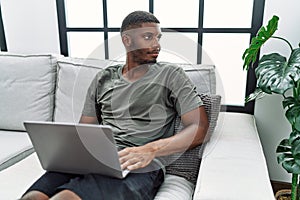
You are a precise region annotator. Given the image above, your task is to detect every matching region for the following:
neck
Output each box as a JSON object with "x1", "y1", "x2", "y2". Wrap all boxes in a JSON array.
[
  {"x1": 125, "y1": 54, "x2": 140, "y2": 71},
  {"x1": 122, "y1": 55, "x2": 150, "y2": 82}
]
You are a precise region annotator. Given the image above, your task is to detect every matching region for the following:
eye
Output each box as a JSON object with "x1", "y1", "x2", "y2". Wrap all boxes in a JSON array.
[{"x1": 143, "y1": 34, "x2": 153, "y2": 40}]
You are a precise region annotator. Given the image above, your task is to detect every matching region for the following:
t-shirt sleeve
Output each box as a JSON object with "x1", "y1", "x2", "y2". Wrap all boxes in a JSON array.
[
  {"x1": 169, "y1": 67, "x2": 203, "y2": 116},
  {"x1": 81, "y1": 75, "x2": 98, "y2": 117}
]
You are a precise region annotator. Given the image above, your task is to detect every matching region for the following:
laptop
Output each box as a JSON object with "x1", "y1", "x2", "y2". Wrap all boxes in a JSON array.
[{"x1": 23, "y1": 121, "x2": 130, "y2": 179}]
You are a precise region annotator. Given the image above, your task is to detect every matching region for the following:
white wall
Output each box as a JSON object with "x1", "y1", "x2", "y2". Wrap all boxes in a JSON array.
[
  {"x1": 0, "y1": 0, "x2": 60, "y2": 54},
  {"x1": 255, "y1": 0, "x2": 300, "y2": 182}
]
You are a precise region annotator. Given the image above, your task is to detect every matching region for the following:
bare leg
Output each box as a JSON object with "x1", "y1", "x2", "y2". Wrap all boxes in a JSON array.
[
  {"x1": 50, "y1": 190, "x2": 81, "y2": 200},
  {"x1": 20, "y1": 190, "x2": 49, "y2": 200}
]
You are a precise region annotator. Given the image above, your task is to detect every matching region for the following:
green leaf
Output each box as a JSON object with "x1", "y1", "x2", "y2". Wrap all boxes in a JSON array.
[
  {"x1": 255, "y1": 49, "x2": 300, "y2": 95},
  {"x1": 283, "y1": 78, "x2": 300, "y2": 131},
  {"x1": 282, "y1": 160, "x2": 300, "y2": 174},
  {"x1": 296, "y1": 80, "x2": 300, "y2": 102},
  {"x1": 289, "y1": 129, "x2": 300, "y2": 145},
  {"x1": 282, "y1": 96, "x2": 296, "y2": 109},
  {"x1": 282, "y1": 79, "x2": 300, "y2": 131},
  {"x1": 293, "y1": 118, "x2": 300, "y2": 132},
  {"x1": 277, "y1": 138, "x2": 300, "y2": 174},
  {"x1": 277, "y1": 153, "x2": 293, "y2": 164},
  {"x1": 291, "y1": 139, "x2": 300, "y2": 166},
  {"x1": 290, "y1": 48, "x2": 300, "y2": 69},
  {"x1": 277, "y1": 139, "x2": 291, "y2": 153},
  {"x1": 286, "y1": 103, "x2": 300, "y2": 131},
  {"x1": 295, "y1": 79, "x2": 300, "y2": 98},
  {"x1": 242, "y1": 15, "x2": 279, "y2": 70},
  {"x1": 245, "y1": 88, "x2": 266, "y2": 103}
]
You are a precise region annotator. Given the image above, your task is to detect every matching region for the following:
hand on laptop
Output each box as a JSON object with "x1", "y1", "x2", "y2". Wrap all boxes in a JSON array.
[{"x1": 118, "y1": 145, "x2": 155, "y2": 171}]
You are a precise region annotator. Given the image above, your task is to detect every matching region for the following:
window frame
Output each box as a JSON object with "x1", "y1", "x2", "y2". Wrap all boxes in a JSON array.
[
  {"x1": 0, "y1": 3, "x2": 7, "y2": 51},
  {"x1": 56, "y1": 0, "x2": 265, "y2": 114}
]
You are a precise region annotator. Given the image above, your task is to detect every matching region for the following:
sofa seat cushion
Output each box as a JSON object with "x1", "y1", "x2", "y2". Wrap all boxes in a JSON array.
[
  {"x1": 0, "y1": 130, "x2": 33, "y2": 171},
  {"x1": 0, "y1": 153, "x2": 194, "y2": 200},
  {"x1": 193, "y1": 112, "x2": 274, "y2": 199},
  {"x1": 0, "y1": 153, "x2": 44, "y2": 199},
  {"x1": 0, "y1": 53, "x2": 58, "y2": 131},
  {"x1": 0, "y1": 113, "x2": 274, "y2": 199}
]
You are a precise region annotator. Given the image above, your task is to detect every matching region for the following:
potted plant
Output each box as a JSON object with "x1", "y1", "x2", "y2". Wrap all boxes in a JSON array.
[{"x1": 242, "y1": 15, "x2": 300, "y2": 200}]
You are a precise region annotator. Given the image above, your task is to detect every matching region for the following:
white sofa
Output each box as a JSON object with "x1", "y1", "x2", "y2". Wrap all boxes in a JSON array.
[{"x1": 0, "y1": 53, "x2": 275, "y2": 199}]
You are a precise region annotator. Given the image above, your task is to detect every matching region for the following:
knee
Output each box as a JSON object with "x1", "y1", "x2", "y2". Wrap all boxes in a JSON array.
[
  {"x1": 20, "y1": 190, "x2": 49, "y2": 200},
  {"x1": 50, "y1": 190, "x2": 81, "y2": 200}
]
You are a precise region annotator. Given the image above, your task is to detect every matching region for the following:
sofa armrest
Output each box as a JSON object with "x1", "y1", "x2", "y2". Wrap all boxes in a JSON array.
[
  {"x1": 193, "y1": 112, "x2": 274, "y2": 200},
  {"x1": 0, "y1": 153, "x2": 45, "y2": 199}
]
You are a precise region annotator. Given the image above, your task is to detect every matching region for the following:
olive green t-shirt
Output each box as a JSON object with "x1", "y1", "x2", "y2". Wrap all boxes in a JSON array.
[{"x1": 82, "y1": 63, "x2": 203, "y2": 149}]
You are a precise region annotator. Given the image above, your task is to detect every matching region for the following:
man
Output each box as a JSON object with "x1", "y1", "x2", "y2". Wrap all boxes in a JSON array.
[{"x1": 21, "y1": 11, "x2": 208, "y2": 200}]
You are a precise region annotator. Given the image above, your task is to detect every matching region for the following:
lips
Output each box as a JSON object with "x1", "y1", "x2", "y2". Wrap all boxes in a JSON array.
[
  {"x1": 150, "y1": 53, "x2": 159, "y2": 58},
  {"x1": 147, "y1": 50, "x2": 160, "y2": 57}
]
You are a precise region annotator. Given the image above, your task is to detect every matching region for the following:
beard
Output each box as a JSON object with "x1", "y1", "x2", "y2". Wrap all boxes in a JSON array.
[{"x1": 130, "y1": 48, "x2": 158, "y2": 65}]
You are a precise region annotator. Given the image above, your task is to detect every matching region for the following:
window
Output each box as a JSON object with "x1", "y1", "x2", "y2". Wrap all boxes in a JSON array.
[
  {"x1": 0, "y1": 3, "x2": 7, "y2": 51},
  {"x1": 56, "y1": 0, "x2": 265, "y2": 114}
]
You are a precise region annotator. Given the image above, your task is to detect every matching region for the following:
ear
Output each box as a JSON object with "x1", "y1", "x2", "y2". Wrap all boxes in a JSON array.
[{"x1": 122, "y1": 34, "x2": 132, "y2": 47}]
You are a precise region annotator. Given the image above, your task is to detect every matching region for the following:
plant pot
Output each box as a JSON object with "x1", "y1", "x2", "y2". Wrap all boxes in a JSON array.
[{"x1": 275, "y1": 189, "x2": 291, "y2": 200}]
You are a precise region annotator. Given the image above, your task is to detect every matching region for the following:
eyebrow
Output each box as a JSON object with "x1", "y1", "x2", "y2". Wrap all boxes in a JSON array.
[{"x1": 143, "y1": 32, "x2": 162, "y2": 37}]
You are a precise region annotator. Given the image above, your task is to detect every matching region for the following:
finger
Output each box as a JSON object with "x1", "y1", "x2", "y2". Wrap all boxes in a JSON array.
[
  {"x1": 119, "y1": 154, "x2": 133, "y2": 164},
  {"x1": 127, "y1": 161, "x2": 143, "y2": 170},
  {"x1": 119, "y1": 150, "x2": 138, "y2": 164},
  {"x1": 121, "y1": 157, "x2": 140, "y2": 170},
  {"x1": 118, "y1": 148, "x2": 130, "y2": 157}
]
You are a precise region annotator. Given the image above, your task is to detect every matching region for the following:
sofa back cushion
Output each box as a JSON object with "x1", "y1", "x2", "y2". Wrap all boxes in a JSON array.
[
  {"x1": 0, "y1": 53, "x2": 58, "y2": 131},
  {"x1": 54, "y1": 57, "x2": 119, "y2": 122},
  {"x1": 54, "y1": 59, "x2": 216, "y2": 123},
  {"x1": 172, "y1": 63, "x2": 216, "y2": 94}
]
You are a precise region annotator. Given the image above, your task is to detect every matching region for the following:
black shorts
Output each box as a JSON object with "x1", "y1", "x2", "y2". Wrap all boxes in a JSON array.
[{"x1": 23, "y1": 166, "x2": 164, "y2": 200}]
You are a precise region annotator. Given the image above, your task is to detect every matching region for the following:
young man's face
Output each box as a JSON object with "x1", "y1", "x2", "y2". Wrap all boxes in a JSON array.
[{"x1": 124, "y1": 23, "x2": 162, "y2": 65}]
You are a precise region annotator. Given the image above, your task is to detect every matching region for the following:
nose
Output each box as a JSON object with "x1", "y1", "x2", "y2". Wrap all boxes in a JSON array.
[{"x1": 152, "y1": 37, "x2": 160, "y2": 50}]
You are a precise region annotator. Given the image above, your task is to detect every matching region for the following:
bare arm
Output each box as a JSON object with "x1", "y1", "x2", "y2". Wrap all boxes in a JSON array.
[
  {"x1": 119, "y1": 106, "x2": 208, "y2": 170},
  {"x1": 79, "y1": 115, "x2": 99, "y2": 124}
]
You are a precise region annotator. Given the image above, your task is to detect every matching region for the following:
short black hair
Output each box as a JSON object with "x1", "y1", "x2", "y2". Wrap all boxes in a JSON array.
[{"x1": 120, "y1": 11, "x2": 160, "y2": 34}]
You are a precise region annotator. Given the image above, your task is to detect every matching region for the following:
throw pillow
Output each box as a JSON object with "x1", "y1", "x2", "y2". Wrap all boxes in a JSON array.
[{"x1": 163, "y1": 93, "x2": 221, "y2": 184}]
